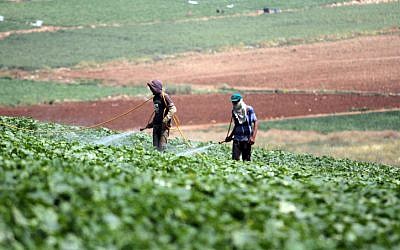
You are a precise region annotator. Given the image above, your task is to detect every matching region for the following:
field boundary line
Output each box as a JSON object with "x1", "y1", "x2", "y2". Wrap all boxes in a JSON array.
[{"x1": 228, "y1": 88, "x2": 400, "y2": 97}]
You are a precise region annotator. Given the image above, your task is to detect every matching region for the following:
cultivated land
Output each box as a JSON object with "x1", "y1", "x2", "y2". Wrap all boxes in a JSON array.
[
  {"x1": 0, "y1": 1, "x2": 399, "y2": 167},
  {"x1": 1, "y1": 116, "x2": 400, "y2": 249},
  {"x1": 18, "y1": 34, "x2": 400, "y2": 94},
  {"x1": 1, "y1": 0, "x2": 400, "y2": 247},
  {"x1": 1, "y1": 34, "x2": 399, "y2": 127}
]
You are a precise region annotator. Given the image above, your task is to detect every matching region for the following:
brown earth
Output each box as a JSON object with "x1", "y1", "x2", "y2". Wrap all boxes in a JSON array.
[
  {"x1": 14, "y1": 34, "x2": 400, "y2": 94},
  {"x1": 1, "y1": 35, "x2": 399, "y2": 130},
  {"x1": 1, "y1": 93, "x2": 399, "y2": 130}
]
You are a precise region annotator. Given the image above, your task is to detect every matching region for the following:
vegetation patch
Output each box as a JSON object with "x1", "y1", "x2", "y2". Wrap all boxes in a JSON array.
[
  {"x1": 0, "y1": 116, "x2": 400, "y2": 249},
  {"x1": 0, "y1": 0, "x2": 339, "y2": 28},
  {"x1": 0, "y1": 77, "x2": 148, "y2": 106}
]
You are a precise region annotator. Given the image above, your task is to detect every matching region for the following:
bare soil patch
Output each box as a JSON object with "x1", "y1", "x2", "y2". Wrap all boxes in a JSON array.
[
  {"x1": 1, "y1": 93, "x2": 399, "y2": 130},
  {"x1": 328, "y1": 0, "x2": 399, "y2": 7}
]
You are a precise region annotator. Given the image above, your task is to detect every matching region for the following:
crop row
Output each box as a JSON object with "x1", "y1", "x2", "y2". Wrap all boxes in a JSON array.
[{"x1": 1, "y1": 3, "x2": 399, "y2": 69}]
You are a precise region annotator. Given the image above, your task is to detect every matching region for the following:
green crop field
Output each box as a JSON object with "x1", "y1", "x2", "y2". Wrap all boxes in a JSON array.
[
  {"x1": 0, "y1": 2, "x2": 399, "y2": 69},
  {"x1": 259, "y1": 111, "x2": 400, "y2": 133},
  {"x1": 1, "y1": 116, "x2": 400, "y2": 249},
  {"x1": 0, "y1": 0, "x2": 339, "y2": 28}
]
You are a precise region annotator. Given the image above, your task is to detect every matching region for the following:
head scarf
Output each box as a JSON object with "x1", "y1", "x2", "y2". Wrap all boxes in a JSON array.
[
  {"x1": 147, "y1": 79, "x2": 163, "y2": 95},
  {"x1": 232, "y1": 99, "x2": 247, "y2": 124}
]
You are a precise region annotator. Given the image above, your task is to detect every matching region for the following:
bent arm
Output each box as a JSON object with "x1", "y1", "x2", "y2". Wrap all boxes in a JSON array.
[
  {"x1": 162, "y1": 94, "x2": 177, "y2": 122},
  {"x1": 146, "y1": 121, "x2": 154, "y2": 128},
  {"x1": 165, "y1": 103, "x2": 177, "y2": 121}
]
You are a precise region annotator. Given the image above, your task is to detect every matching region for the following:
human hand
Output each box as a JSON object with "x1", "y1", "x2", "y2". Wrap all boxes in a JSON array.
[
  {"x1": 162, "y1": 122, "x2": 170, "y2": 130},
  {"x1": 225, "y1": 135, "x2": 233, "y2": 142},
  {"x1": 249, "y1": 136, "x2": 255, "y2": 145}
]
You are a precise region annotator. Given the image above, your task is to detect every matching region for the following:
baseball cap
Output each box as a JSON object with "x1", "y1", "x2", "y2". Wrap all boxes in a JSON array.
[{"x1": 231, "y1": 93, "x2": 242, "y2": 102}]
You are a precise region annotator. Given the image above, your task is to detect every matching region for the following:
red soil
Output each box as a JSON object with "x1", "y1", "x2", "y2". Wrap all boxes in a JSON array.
[{"x1": 1, "y1": 93, "x2": 399, "y2": 130}]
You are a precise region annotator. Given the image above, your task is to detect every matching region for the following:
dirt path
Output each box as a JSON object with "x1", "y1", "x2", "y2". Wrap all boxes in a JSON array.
[
  {"x1": 328, "y1": 0, "x2": 399, "y2": 7},
  {"x1": 13, "y1": 35, "x2": 399, "y2": 93},
  {"x1": 1, "y1": 93, "x2": 399, "y2": 130},
  {"x1": 0, "y1": 26, "x2": 83, "y2": 40}
]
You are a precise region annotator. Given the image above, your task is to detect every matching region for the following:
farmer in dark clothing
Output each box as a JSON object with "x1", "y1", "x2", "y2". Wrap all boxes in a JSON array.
[
  {"x1": 141, "y1": 80, "x2": 177, "y2": 151},
  {"x1": 225, "y1": 93, "x2": 258, "y2": 161}
]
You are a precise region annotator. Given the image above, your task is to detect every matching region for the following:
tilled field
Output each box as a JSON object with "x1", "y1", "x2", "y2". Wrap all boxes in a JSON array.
[{"x1": 1, "y1": 93, "x2": 399, "y2": 130}]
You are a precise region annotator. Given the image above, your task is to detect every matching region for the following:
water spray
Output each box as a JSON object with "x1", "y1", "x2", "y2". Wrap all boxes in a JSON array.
[
  {"x1": 176, "y1": 144, "x2": 217, "y2": 157},
  {"x1": 94, "y1": 130, "x2": 138, "y2": 146}
]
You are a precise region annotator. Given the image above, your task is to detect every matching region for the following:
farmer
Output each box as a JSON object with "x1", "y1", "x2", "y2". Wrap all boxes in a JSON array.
[
  {"x1": 224, "y1": 93, "x2": 258, "y2": 161},
  {"x1": 141, "y1": 80, "x2": 177, "y2": 151}
]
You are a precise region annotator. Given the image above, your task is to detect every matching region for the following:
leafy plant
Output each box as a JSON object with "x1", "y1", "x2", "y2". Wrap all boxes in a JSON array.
[{"x1": 1, "y1": 116, "x2": 399, "y2": 249}]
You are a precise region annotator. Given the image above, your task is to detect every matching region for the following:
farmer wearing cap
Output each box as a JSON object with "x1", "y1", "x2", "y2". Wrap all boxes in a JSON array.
[
  {"x1": 225, "y1": 93, "x2": 258, "y2": 161},
  {"x1": 141, "y1": 80, "x2": 177, "y2": 151}
]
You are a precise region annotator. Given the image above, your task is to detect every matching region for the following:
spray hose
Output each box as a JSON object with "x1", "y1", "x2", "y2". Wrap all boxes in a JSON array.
[
  {"x1": 0, "y1": 121, "x2": 36, "y2": 132},
  {"x1": 219, "y1": 116, "x2": 233, "y2": 144},
  {"x1": 1, "y1": 96, "x2": 193, "y2": 148},
  {"x1": 0, "y1": 97, "x2": 153, "y2": 134},
  {"x1": 172, "y1": 115, "x2": 192, "y2": 147},
  {"x1": 86, "y1": 97, "x2": 152, "y2": 129}
]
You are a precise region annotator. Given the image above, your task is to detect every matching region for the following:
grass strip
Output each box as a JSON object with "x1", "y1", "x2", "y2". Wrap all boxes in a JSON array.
[
  {"x1": 259, "y1": 110, "x2": 400, "y2": 133},
  {"x1": 0, "y1": 78, "x2": 148, "y2": 106}
]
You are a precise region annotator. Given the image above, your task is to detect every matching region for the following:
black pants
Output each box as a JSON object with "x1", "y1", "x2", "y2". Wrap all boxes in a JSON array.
[
  {"x1": 153, "y1": 125, "x2": 169, "y2": 151},
  {"x1": 232, "y1": 140, "x2": 252, "y2": 161}
]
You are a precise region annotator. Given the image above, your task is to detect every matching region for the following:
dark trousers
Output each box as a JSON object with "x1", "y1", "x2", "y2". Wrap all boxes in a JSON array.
[
  {"x1": 153, "y1": 125, "x2": 169, "y2": 151},
  {"x1": 232, "y1": 140, "x2": 252, "y2": 161}
]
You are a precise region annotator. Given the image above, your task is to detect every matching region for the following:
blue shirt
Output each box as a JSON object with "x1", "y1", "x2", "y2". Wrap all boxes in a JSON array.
[{"x1": 232, "y1": 106, "x2": 257, "y2": 141}]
